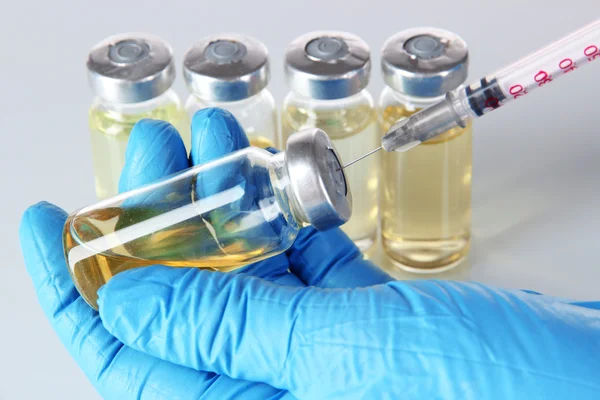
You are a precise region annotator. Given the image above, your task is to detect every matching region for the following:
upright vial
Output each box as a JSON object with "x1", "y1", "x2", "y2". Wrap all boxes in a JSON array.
[
  {"x1": 282, "y1": 31, "x2": 379, "y2": 251},
  {"x1": 183, "y1": 34, "x2": 278, "y2": 149},
  {"x1": 63, "y1": 128, "x2": 351, "y2": 309},
  {"x1": 379, "y1": 28, "x2": 472, "y2": 272},
  {"x1": 87, "y1": 33, "x2": 190, "y2": 199}
]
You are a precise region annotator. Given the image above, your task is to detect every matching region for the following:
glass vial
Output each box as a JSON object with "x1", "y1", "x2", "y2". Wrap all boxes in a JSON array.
[
  {"x1": 379, "y1": 28, "x2": 472, "y2": 273},
  {"x1": 87, "y1": 33, "x2": 190, "y2": 200},
  {"x1": 281, "y1": 31, "x2": 379, "y2": 252},
  {"x1": 183, "y1": 34, "x2": 278, "y2": 149},
  {"x1": 63, "y1": 128, "x2": 351, "y2": 309}
]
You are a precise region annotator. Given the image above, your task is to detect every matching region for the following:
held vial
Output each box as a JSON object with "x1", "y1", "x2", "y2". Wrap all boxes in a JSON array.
[
  {"x1": 183, "y1": 34, "x2": 278, "y2": 149},
  {"x1": 379, "y1": 28, "x2": 472, "y2": 273},
  {"x1": 282, "y1": 31, "x2": 379, "y2": 252},
  {"x1": 87, "y1": 33, "x2": 190, "y2": 199},
  {"x1": 63, "y1": 128, "x2": 351, "y2": 309}
]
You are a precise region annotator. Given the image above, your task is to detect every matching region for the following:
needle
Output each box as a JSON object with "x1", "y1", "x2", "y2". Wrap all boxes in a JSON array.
[{"x1": 338, "y1": 146, "x2": 382, "y2": 170}]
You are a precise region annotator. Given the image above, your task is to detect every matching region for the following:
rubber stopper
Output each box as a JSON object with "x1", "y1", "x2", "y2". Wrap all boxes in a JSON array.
[
  {"x1": 326, "y1": 149, "x2": 347, "y2": 196},
  {"x1": 404, "y1": 35, "x2": 445, "y2": 59},
  {"x1": 108, "y1": 39, "x2": 150, "y2": 64},
  {"x1": 305, "y1": 37, "x2": 349, "y2": 61},
  {"x1": 204, "y1": 40, "x2": 248, "y2": 64}
]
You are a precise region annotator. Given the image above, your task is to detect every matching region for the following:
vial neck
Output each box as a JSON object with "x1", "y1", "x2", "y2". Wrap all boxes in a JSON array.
[
  {"x1": 388, "y1": 88, "x2": 445, "y2": 110},
  {"x1": 268, "y1": 152, "x2": 311, "y2": 228}
]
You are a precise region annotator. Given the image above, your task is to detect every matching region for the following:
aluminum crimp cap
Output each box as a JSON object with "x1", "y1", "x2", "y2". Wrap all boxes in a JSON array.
[
  {"x1": 284, "y1": 31, "x2": 371, "y2": 100},
  {"x1": 87, "y1": 33, "x2": 175, "y2": 103},
  {"x1": 381, "y1": 27, "x2": 469, "y2": 97},
  {"x1": 183, "y1": 34, "x2": 270, "y2": 102},
  {"x1": 284, "y1": 128, "x2": 352, "y2": 230}
]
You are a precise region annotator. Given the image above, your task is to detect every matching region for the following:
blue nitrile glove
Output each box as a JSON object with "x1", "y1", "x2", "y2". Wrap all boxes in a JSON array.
[
  {"x1": 97, "y1": 272, "x2": 600, "y2": 400},
  {"x1": 20, "y1": 109, "x2": 600, "y2": 399},
  {"x1": 19, "y1": 108, "x2": 390, "y2": 399}
]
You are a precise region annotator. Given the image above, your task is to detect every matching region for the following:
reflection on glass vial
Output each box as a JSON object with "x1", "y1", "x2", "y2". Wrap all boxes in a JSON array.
[
  {"x1": 87, "y1": 33, "x2": 190, "y2": 200},
  {"x1": 63, "y1": 128, "x2": 351, "y2": 309},
  {"x1": 282, "y1": 31, "x2": 379, "y2": 251},
  {"x1": 381, "y1": 91, "x2": 472, "y2": 271},
  {"x1": 183, "y1": 34, "x2": 279, "y2": 149},
  {"x1": 89, "y1": 92, "x2": 188, "y2": 199},
  {"x1": 379, "y1": 28, "x2": 471, "y2": 272}
]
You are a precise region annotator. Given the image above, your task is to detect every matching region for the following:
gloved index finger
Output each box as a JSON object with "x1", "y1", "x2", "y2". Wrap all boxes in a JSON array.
[
  {"x1": 286, "y1": 227, "x2": 394, "y2": 288},
  {"x1": 190, "y1": 107, "x2": 251, "y2": 206},
  {"x1": 119, "y1": 119, "x2": 189, "y2": 193},
  {"x1": 190, "y1": 107, "x2": 250, "y2": 166}
]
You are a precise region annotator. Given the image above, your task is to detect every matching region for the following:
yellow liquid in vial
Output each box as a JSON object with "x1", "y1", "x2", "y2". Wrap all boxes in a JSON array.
[
  {"x1": 63, "y1": 205, "x2": 274, "y2": 309},
  {"x1": 244, "y1": 108, "x2": 279, "y2": 149},
  {"x1": 89, "y1": 103, "x2": 188, "y2": 199},
  {"x1": 381, "y1": 105, "x2": 472, "y2": 272},
  {"x1": 282, "y1": 105, "x2": 379, "y2": 251},
  {"x1": 248, "y1": 135, "x2": 275, "y2": 149}
]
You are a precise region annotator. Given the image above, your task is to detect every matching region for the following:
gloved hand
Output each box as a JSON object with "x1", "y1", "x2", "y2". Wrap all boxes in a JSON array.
[
  {"x1": 19, "y1": 108, "x2": 390, "y2": 399},
  {"x1": 20, "y1": 109, "x2": 600, "y2": 400}
]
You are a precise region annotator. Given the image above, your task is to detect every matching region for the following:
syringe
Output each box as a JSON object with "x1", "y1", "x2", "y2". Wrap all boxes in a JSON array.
[{"x1": 341, "y1": 19, "x2": 600, "y2": 169}]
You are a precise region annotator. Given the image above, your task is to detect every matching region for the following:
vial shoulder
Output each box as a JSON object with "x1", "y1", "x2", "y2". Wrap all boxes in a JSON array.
[
  {"x1": 237, "y1": 89, "x2": 277, "y2": 115},
  {"x1": 379, "y1": 86, "x2": 399, "y2": 108},
  {"x1": 159, "y1": 88, "x2": 183, "y2": 107},
  {"x1": 284, "y1": 89, "x2": 374, "y2": 109},
  {"x1": 186, "y1": 90, "x2": 277, "y2": 138},
  {"x1": 234, "y1": 146, "x2": 275, "y2": 166},
  {"x1": 379, "y1": 87, "x2": 444, "y2": 110},
  {"x1": 89, "y1": 89, "x2": 185, "y2": 136},
  {"x1": 282, "y1": 90, "x2": 377, "y2": 138},
  {"x1": 186, "y1": 89, "x2": 275, "y2": 115},
  {"x1": 256, "y1": 88, "x2": 276, "y2": 109},
  {"x1": 184, "y1": 94, "x2": 206, "y2": 116},
  {"x1": 90, "y1": 88, "x2": 182, "y2": 113}
]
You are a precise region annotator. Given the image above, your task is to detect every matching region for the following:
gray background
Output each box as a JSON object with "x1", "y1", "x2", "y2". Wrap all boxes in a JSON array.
[{"x1": 1, "y1": 0, "x2": 598, "y2": 398}]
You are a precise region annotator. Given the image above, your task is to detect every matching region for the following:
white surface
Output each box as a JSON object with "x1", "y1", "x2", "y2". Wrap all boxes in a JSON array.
[{"x1": 1, "y1": 1, "x2": 598, "y2": 398}]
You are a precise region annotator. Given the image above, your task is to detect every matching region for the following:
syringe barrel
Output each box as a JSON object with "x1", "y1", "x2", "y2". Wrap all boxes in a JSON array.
[
  {"x1": 382, "y1": 19, "x2": 599, "y2": 152},
  {"x1": 489, "y1": 19, "x2": 599, "y2": 106},
  {"x1": 382, "y1": 91, "x2": 469, "y2": 152}
]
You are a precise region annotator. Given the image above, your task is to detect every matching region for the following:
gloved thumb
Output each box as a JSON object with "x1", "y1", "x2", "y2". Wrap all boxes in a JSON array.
[{"x1": 97, "y1": 266, "x2": 337, "y2": 391}]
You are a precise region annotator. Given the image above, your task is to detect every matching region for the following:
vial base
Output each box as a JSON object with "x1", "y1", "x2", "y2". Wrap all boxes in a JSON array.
[
  {"x1": 382, "y1": 235, "x2": 470, "y2": 273},
  {"x1": 381, "y1": 105, "x2": 472, "y2": 272},
  {"x1": 89, "y1": 102, "x2": 189, "y2": 199},
  {"x1": 282, "y1": 104, "x2": 380, "y2": 252}
]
